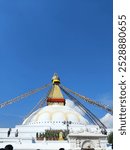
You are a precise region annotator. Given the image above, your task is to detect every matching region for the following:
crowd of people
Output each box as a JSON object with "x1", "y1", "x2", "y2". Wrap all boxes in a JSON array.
[
  {"x1": 0, "y1": 144, "x2": 13, "y2": 150},
  {"x1": 0, "y1": 146, "x2": 65, "y2": 150}
]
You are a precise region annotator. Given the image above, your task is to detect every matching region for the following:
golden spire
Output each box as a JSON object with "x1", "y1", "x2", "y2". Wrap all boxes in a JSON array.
[
  {"x1": 51, "y1": 73, "x2": 60, "y2": 84},
  {"x1": 47, "y1": 73, "x2": 65, "y2": 106}
]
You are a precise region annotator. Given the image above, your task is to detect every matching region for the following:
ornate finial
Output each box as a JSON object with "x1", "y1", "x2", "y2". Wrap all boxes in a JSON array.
[
  {"x1": 52, "y1": 73, "x2": 60, "y2": 84},
  {"x1": 47, "y1": 73, "x2": 65, "y2": 106}
]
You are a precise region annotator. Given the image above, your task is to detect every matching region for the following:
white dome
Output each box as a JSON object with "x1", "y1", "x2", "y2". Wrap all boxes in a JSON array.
[{"x1": 23, "y1": 105, "x2": 88, "y2": 126}]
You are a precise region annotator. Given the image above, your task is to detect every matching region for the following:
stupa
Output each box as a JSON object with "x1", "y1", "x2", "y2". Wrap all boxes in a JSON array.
[{"x1": 0, "y1": 74, "x2": 112, "y2": 150}]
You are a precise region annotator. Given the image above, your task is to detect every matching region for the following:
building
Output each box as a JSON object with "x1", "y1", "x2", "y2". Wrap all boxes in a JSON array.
[{"x1": 0, "y1": 74, "x2": 112, "y2": 150}]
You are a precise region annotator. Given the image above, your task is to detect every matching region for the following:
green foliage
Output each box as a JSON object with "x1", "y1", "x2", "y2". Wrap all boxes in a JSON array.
[{"x1": 36, "y1": 130, "x2": 68, "y2": 140}]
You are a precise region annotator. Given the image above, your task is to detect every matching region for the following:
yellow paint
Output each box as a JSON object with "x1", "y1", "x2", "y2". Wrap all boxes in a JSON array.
[
  {"x1": 58, "y1": 131, "x2": 64, "y2": 140},
  {"x1": 48, "y1": 85, "x2": 64, "y2": 99},
  {"x1": 35, "y1": 111, "x2": 52, "y2": 121},
  {"x1": 52, "y1": 79, "x2": 60, "y2": 84},
  {"x1": 52, "y1": 73, "x2": 60, "y2": 84},
  {"x1": 65, "y1": 112, "x2": 80, "y2": 122}
]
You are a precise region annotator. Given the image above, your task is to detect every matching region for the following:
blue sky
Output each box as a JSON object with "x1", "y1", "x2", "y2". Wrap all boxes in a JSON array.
[{"x1": 0, "y1": 0, "x2": 112, "y2": 127}]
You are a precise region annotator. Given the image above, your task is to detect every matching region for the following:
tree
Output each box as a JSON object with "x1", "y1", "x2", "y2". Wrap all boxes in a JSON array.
[{"x1": 107, "y1": 132, "x2": 113, "y2": 149}]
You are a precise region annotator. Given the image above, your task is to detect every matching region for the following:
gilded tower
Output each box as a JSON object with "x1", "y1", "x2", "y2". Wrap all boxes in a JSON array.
[{"x1": 47, "y1": 73, "x2": 65, "y2": 105}]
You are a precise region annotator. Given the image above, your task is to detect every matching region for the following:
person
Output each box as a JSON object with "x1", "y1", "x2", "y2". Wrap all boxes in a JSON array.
[
  {"x1": 15, "y1": 129, "x2": 18, "y2": 137},
  {"x1": 7, "y1": 128, "x2": 11, "y2": 137},
  {"x1": 32, "y1": 137, "x2": 35, "y2": 143},
  {"x1": 5, "y1": 144, "x2": 13, "y2": 150}
]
